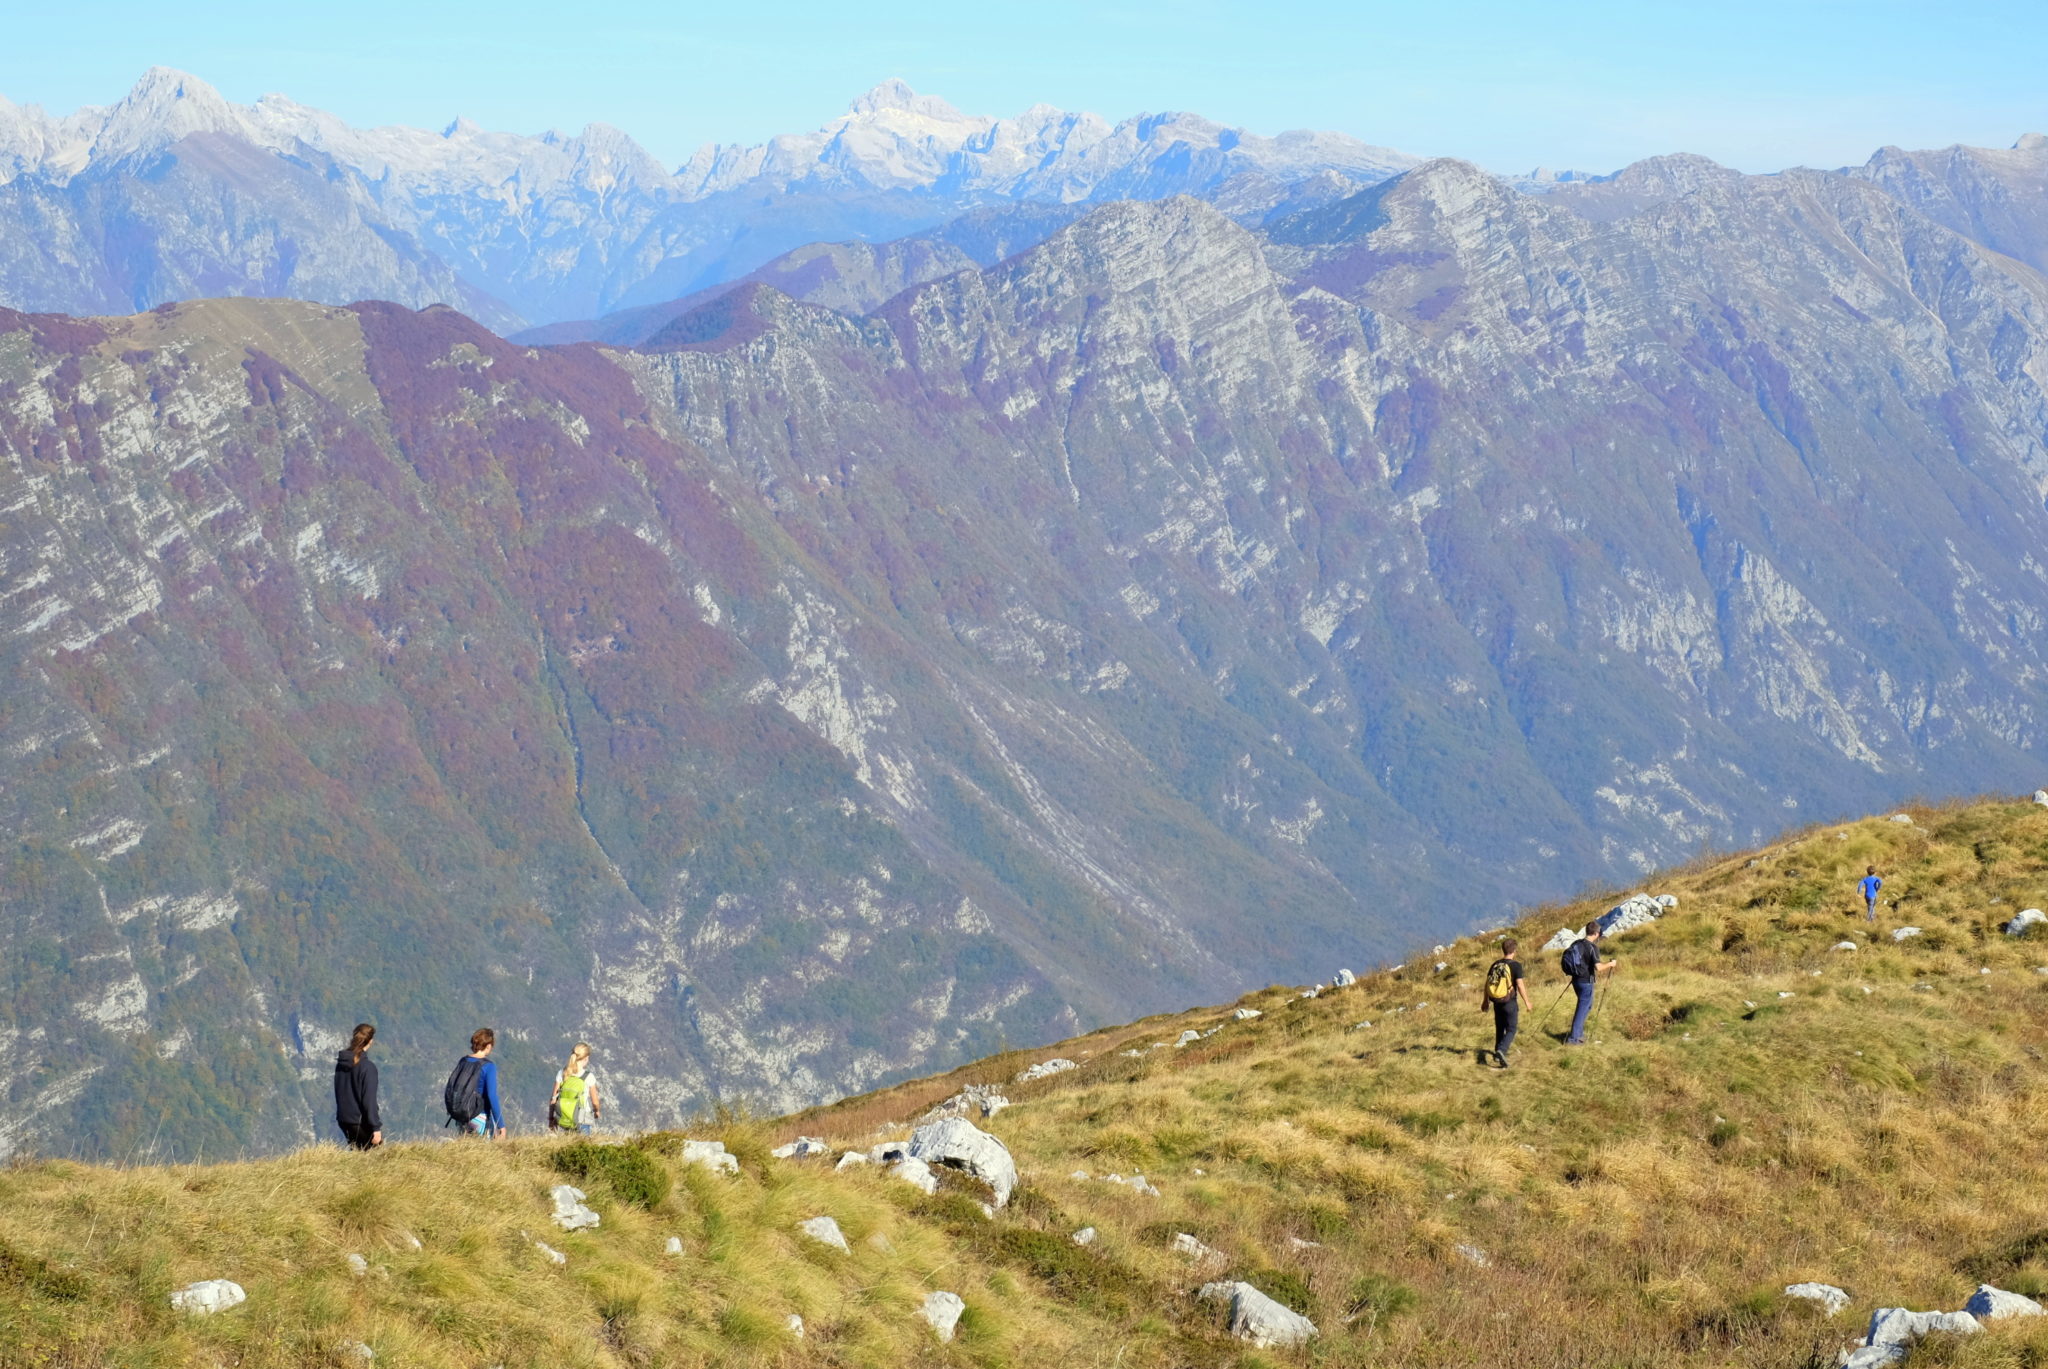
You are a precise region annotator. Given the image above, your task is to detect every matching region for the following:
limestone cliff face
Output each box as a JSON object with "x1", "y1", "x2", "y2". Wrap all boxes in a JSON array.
[{"x1": 7, "y1": 149, "x2": 2048, "y2": 1162}]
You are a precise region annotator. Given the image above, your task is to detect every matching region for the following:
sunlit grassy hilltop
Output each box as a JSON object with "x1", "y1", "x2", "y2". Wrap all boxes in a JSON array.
[{"x1": 7, "y1": 797, "x2": 2048, "y2": 1368}]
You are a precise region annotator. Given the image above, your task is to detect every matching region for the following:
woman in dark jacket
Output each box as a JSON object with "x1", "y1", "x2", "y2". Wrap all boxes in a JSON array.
[{"x1": 334, "y1": 1023, "x2": 382, "y2": 1149}]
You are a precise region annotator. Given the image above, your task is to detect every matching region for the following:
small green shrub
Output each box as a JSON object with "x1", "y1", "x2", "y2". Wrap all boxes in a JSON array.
[
  {"x1": 1345, "y1": 1273, "x2": 1416, "y2": 1324},
  {"x1": 552, "y1": 1141, "x2": 671, "y2": 1209}
]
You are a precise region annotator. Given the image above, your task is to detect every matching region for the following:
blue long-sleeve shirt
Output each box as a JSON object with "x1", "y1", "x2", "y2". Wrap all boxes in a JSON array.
[{"x1": 469, "y1": 1056, "x2": 504, "y2": 1132}]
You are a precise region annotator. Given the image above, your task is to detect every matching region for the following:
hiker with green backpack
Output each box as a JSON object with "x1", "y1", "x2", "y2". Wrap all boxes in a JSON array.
[
  {"x1": 551, "y1": 1042, "x2": 602, "y2": 1135},
  {"x1": 1479, "y1": 938, "x2": 1533, "y2": 1068}
]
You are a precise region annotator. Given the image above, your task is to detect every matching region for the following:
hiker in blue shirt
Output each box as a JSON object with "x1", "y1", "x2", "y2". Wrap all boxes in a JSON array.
[
  {"x1": 1859, "y1": 866, "x2": 1883, "y2": 923},
  {"x1": 1561, "y1": 923, "x2": 1615, "y2": 1045},
  {"x1": 446, "y1": 1027, "x2": 506, "y2": 1139}
]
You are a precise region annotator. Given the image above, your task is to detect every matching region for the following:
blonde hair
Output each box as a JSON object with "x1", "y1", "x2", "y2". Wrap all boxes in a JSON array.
[{"x1": 563, "y1": 1042, "x2": 591, "y2": 1077}]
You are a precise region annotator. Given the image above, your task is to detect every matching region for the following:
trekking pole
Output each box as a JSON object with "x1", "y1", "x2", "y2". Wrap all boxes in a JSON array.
[{"x1": 1538, "y1": 981, "x2": 1571, "y2": 1032}]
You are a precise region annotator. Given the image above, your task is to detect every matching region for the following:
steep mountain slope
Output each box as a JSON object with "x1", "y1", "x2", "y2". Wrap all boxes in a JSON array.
[
  {"x1": 0, "y1": 71, "x2": 1415, "y2": 326},
  {"x1": 633, "y1": 164, "x2": 2048, "y2": 890},
  {"x1": 0, "y1": 292, "x2": 1411, "y2": 1166},
  {"x1": 4, "y1": 798, "x2": 2048, "y2": 1368}
]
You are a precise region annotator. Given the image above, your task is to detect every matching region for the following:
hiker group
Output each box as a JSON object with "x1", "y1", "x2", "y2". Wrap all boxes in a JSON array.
[
  {"x1": 1478, "y1": 922, "x2": 1615, "y2": 1066},
  {"x1": 330, "y1": 1024, "x2": 604, "y2": 1149}
]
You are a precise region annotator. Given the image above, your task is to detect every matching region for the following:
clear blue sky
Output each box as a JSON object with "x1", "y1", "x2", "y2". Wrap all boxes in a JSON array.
[{"x1": 3, "y1": 0, "x2": 2042, "y2": 175}]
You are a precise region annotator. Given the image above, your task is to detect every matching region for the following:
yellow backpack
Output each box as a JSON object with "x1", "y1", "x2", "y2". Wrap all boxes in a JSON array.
[{"x1": 1484, "y1": 959, "x2": 1516, "y2": 1002}]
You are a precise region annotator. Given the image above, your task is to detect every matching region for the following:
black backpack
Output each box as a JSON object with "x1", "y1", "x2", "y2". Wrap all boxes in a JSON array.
[
  {"x1": 444, "y1": 1056, "x2": 485, "y2": 1128},
  {"x1": 1560, "y1": 940, "x2": 1594, "y2": 981}
]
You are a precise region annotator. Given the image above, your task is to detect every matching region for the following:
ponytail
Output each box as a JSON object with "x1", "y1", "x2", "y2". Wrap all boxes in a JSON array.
[
  {"x1": 348, "y1": 1023, "x2": 375, "y2": 1065},
  {"x1": 563, "y1": 1041, "x2": 591, "y2": 1078}
]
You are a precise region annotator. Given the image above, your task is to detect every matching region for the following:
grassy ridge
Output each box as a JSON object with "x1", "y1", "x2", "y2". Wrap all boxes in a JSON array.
[{"x1": 8, "y1": 798, "x2": 2048, "y2": 1367}]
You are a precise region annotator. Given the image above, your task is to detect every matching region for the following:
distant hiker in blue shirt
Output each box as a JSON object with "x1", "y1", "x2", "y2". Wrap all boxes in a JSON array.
[
  {"x1": 1560, "y1": 923, "x2": 1614, "y2": 1045},
  {"x1": 1860, "y1": 866, "x2": 1883, "y2": 922},
  {"x1": 445, "y1": 1027, "x2": 506, "y2": 1139}
]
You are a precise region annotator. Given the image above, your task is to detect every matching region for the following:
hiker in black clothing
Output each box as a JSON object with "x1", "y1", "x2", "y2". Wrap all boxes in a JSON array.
[
  {"x1": 334, "y1": 1023, "x2": 382, "y2": 1150},
  {"x1": 1478, "y1": 938, "x2": 1533, "y2": 1067}
]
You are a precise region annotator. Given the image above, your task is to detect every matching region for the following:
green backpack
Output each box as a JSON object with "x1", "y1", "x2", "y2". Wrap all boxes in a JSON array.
[{"x1": 556, "y1": 1072, "x2": 589, "y2": 1129}]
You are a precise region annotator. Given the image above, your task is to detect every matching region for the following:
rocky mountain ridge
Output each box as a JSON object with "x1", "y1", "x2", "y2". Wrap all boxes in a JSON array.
[{"x1": 0, "y1": 70, "x2": 1417, "y2": 328}]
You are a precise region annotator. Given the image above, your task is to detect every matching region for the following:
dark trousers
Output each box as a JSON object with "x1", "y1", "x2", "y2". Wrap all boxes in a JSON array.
[
  {"x1": 1567, "y1": 980, "x2": 1595, "y2": 1042},
  {"x1": 1492, "y1": 1000, "x2": 1519, "y2": 1062},
  {"x1": 339, "y1": 1120, "x2": 378, "y2": 1150}
]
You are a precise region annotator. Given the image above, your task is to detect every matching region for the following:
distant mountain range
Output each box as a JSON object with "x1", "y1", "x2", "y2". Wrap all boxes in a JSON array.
[
  {"x1": 0, "y1": 70, "x2": 1418, "y2": 329},
  {"x1": 5, "y1": 107, "x2": 2048, "y2": 1161}
]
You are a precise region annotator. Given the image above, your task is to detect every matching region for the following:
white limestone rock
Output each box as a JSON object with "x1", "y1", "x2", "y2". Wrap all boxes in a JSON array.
[
  {"x1": 921, "y1": 1290, "x2": 966, "y2": 1342},
  {"x1": 346, "y1": 1252, "x2": 368, "y2": 1277},
  {"x1": 1892, "y1": 927, "x2": 1922, "y2": 942},
  {"x1": 1785, "y1": 1282, "x2": 1850, "y2": 1316},
  {"x1": 1540, "y1": 926, "x2": 1579, "y2": 952},
  {"x1": 1334, "y1": 968, "x2": 1356, "y2": 986},
  {"x1": 679, "y1": 1139, "x2": 739, "y2": 1174},
  {"x1": 786, "y1": 1314, "x2": 805, "y2": 1339},
  {"x1": 338, "y1": 1343, "x2": 374, "y2": 1363},
  {"x1": 1233, "y1": 1007, "x2": 1261, "y2": 1020},
  {"x1": 1173, "y1": 1232, "x2": 1225, "y2": 1267},
  {"x1": 1890, "y1": 814, "x2": 1914, "y2": 825},
  {"x1": 664, "y1": 1236, "x2": 684, "y2": 1256},
  {"x1": 1841, "y1": 1346, "x2": 1908, "y2": 1368},
  {"x1": 1964, "y1": 1285, "x2": 2045, "y2": 1320},
  {"x1": 2003, "y1": 908, "x2": 2046, "y2": 935},
  {"x1": 771, "y1": 1135, "x2": 829, "y2": 1159},
  {"x1": 550, "y1": 1184, "x2": 600, "y2": 1232},
  {"x1": 1832, "y1": 941, "x2": 1858, "y2": 952},
  {"x1": 797, "y1": 1215, "x2": 850, "y2": 1253},
  {"x1": 1103, "y1": 1172, "x2": 1161, "y2": 1196},
  {"x1": 1072, "y1": 1226, "x2": 1098, "y2": 1246},
  {"x1": 1597, "y1": 893, "x2": 1665, "y2": 936},
  {"x1": 1454, "y1": 1244, "x2": 1490, "y2": 1268},
  {"x1": 1176, "y1": 1029, "x2": 1200, "y2": 1046},
  {"x1": 835, "y1": 1150, "x2": 871, "y2": 1170},
  {"x1": 1015, "y1": 1057, "x2": 1077, "y2": 1082},
  {"x1": 1656, "y1": 894, "x2": 1679, "y2": 908},
  {"x1": 1199, "y1": 1280, "x2": 1319, "y2": 1349},
  {"x1": 1866, "y1": 1307, "x2": 1981, "y2": 1347},
  {"x1": 890, "y1": 1156, "x2": 939, "y2": 1194},
  {"x1": 908, "y1": 1115, "x2": 1018, "y2": 1207},
  {"x1": 170, "y1": 1279, "x2": 246, "y2": 1315},
  {"x1": 534, "y1": 1240, "x2": 566, "y2": 1266},
  {"x1": 2033, "y1": 790, "x2": 2048, "y2": 807},
  {"x1": 870, "y1": 1139, "x2": 910, "y2": 1164}
]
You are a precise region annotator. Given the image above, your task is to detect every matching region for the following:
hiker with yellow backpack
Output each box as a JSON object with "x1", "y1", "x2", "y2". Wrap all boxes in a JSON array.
[
  {"x1": 1479, "y1": 938, "x2": 1533, "y2": 1068},
  {"x1": 551, "y1": 1042, "x2": 603, "y2": 1134}
]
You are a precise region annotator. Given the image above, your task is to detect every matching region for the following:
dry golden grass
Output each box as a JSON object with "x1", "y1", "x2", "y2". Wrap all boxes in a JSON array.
[{"x1": 7, "y1": 797, "x2": 2048, "y2": 1366}]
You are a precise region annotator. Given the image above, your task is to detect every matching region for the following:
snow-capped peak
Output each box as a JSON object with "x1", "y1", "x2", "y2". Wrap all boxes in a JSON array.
[{"x1": 847, "y1": 79, "x2": 965, "y2": 122}]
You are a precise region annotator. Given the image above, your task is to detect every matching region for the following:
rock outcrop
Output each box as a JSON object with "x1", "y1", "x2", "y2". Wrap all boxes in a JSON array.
[{"x1": 908, "y1": 1117, "x2": 1018, "y2": 1207}]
